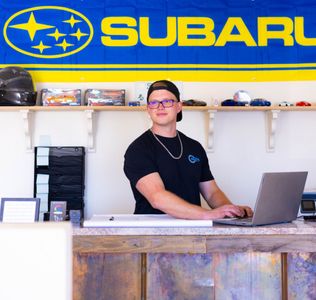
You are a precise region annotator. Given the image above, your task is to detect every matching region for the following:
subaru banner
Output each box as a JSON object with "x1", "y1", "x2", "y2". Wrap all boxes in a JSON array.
[{"x1": 1, "y1": 0, "x2": 316, "y2": 82}]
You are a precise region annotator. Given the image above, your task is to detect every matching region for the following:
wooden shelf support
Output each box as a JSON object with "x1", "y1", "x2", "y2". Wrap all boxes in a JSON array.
[
  {"x1": 207, "y1": 109, "x2": 217, "y2": 152},
  {"x1": 266, "y1": 109, "x2": 280, "y2": 152},
  {"x1": 85, "y1": 109, "x2": 95, "y2": 152},
  {"x1": 20, "y1": 109, "x2": 33, "y2": 152}
]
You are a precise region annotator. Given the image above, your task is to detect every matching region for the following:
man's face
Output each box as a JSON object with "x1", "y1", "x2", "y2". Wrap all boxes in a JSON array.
[{"x1": 147, "y1": 89, "x2": 182, "y2": 126}]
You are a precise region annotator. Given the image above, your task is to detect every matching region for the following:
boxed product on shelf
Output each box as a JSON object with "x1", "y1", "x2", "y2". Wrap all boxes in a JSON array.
[
  {"x1": 128, "y1": 101, "x2": 141, "y2": 106},
  {"x1": 85, "y1": 89, "x2": 125, "y2": 106},
  {"x1": 41, "y1": 89, "x2": 82, "y2": 106}
]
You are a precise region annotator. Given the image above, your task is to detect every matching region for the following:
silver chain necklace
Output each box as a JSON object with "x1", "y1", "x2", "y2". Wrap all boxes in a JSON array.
[{"x1": 151, "y1": 130, "x2": 183, "y2": 160}]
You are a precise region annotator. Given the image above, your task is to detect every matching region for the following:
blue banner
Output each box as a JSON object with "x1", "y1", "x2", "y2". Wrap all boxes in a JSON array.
[{"x1": 1, "y1": 0, "x2": 316, "y2": 82}]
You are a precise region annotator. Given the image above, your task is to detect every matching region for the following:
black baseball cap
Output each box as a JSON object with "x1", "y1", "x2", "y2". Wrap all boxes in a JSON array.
[{"x1": 147, "y1": 80, "x2": 182, "y2": 122}]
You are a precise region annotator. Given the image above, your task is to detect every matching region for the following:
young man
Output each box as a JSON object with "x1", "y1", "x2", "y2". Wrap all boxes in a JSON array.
[{"x1": 124, "y1": 80, "x2": 253, "y2": 220}]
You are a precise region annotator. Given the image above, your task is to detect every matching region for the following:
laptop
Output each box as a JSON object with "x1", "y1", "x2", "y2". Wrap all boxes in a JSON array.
[{"x1": 214, "y1": 171, "x2": 308, "y2": 226}]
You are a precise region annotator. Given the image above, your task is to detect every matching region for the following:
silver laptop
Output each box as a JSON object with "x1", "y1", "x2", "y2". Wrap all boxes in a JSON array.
[{"x1": 214, "y1": 171, "x2": 308, "y2": 226}]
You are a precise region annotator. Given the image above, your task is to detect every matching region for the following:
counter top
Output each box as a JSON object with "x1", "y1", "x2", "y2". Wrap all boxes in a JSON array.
[
  {"x1": 73, "y1": 218, "x2": 316, "y2": 236},
  {"x1": 72, "y1": 218, "x2": 316, "y2": 253}
]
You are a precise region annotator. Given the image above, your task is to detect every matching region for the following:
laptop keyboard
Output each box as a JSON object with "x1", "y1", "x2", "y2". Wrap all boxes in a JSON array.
[{"x1": 234, "y1": 217, "x2": 253, "y2": 223}]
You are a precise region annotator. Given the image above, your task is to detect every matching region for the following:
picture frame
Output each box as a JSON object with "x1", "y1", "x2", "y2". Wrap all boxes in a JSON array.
[
  {"x1": 49, "y1": 201, "x2": 67, "y2": 221},
  {"x1": 301, "y1": 199, "x2": 316, "y2": 213},
  {"x1": 0, "y1": 198, "x2": 40, "y2": 223}
]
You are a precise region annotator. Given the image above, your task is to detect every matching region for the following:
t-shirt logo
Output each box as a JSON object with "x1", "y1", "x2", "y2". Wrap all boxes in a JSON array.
[{"x1": 188, "y1": 154, "x2": 200, "y2": 164}]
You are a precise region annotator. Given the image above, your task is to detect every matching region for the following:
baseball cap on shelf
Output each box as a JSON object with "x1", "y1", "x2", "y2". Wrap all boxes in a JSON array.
[
  {"x1": 233, "y1": 90, "x2": 251, "y2": 102},
  {"x1": 147, "y1": 80, "x2": 182, "y2": 122}
]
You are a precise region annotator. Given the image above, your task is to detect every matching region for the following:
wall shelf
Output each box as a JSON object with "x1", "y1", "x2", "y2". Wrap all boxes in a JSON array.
[
  {"x1": 1, "y1": 104, "x2": 316, "y2": 112},
  {"x1": 1, "y1": 105, "x2": 315, "y2": 152}
]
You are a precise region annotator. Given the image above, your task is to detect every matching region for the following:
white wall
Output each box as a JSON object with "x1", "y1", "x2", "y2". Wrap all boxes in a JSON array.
[
  {"x1": 1, "y1": 80, "x2": 316, "y2": 218},
  {"x1": 0, "y1": 223, "x2": 72, "y2": 300}
]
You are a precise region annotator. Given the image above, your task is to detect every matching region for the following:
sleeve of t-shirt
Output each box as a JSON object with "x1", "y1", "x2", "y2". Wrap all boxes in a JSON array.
[{"x1": 123, "y1": 140, "x2": 158, "y2": 187}]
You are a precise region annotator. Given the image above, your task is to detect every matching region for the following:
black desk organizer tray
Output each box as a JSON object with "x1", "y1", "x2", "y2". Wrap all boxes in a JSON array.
[{"x1": 34, "y1": 146, "x2": 85, "y2": 220}]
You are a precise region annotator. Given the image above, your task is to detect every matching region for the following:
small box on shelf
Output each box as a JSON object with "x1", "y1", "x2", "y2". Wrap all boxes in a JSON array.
[
  {"x1": 85, "y1": 89, "x2": 125, "y2": 106},
  {"x1": 41, "y1": 89, "x2": 82, "y2": 106}
]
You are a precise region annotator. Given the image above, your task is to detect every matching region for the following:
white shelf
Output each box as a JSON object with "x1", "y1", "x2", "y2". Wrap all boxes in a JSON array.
[{"x1": 2, "y1": 105, "x2": 315, "y2": 152}]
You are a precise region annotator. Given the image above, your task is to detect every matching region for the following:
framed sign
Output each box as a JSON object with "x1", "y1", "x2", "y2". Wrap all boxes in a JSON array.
[
  {"x1": 49, "y1": 201, "x2": 67, "y2": 221},
  {"x1": 0, "y1": 198, "x2": 40, "y2": 223},
  {"x1": 301, "y1": 199, "x2": 316, "y2": 213}
]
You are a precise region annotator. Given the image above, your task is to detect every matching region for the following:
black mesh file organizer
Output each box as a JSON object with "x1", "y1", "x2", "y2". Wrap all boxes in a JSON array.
[{"x1": 34, "y1": 146, "x2": 85, "y2": 220}]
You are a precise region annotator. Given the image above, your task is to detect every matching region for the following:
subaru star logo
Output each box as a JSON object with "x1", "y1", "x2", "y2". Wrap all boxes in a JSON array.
[{"x1": 3, "y1": 6, "x2": 93, "y2": 58}]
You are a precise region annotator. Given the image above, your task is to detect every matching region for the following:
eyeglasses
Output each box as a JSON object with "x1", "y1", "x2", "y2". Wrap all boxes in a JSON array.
[{"x1": 148, "y1": 99, "x2": 176, "y2": 109}]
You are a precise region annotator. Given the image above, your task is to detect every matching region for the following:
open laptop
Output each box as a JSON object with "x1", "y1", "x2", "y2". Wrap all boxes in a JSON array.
[{"x1": 214, "y1": 171, "x2": 308, "y2": 226}]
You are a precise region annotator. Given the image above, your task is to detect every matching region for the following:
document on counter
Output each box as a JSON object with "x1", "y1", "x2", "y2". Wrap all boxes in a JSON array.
[
  {"x1": 83, "y1": 214, "x2": 213, "y2": 227},
  {"x1": 0, "y1": 198, "x2": 40, "y2": 223}
]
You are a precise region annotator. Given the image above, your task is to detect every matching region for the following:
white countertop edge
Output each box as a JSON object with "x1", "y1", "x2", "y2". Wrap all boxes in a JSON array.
[{"x1": 73, "y1": 219, "x2": 316, "y2": 236}]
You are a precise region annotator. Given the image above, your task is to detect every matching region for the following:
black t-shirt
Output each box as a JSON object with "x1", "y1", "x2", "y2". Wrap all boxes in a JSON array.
[{"x1": 123, "y1": 130, "x2": 214, "y2": 214}]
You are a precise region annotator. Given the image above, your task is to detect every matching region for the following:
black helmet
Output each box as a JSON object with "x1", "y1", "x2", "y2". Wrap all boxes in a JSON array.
[{"x1": 0, "y1": 66, "x2": 37, "y2": 106}]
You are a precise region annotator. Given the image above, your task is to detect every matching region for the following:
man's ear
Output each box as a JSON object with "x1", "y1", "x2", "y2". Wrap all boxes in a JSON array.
[{"x1": 177, "y1": 101, "x2": 183, "y2": 113}]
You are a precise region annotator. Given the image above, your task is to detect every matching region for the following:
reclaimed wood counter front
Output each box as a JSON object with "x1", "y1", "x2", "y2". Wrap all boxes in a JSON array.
[{"x1": 72, "y1": 219, "x2": 316, "y2": 300}]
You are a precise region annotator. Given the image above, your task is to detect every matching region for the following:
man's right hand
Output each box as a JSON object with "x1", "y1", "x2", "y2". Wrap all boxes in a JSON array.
[{"x1": 205, "y1": 204, "x2": 248, "y2": 220}]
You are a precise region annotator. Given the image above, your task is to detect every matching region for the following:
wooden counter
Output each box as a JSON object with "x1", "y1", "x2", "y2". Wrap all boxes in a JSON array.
[{"x1": 72, "y1": 219, "x2": 316, "y2": 300}]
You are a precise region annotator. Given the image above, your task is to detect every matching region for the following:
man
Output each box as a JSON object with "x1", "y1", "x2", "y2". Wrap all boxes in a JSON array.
[{"x1": 124, "y1": 80, "x2": 253, "y2": 220}]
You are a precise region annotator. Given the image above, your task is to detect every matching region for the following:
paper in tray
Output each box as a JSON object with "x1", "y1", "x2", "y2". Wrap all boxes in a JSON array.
[{"x1": 83, "y1": 214, "x2": 213, "y2": 227}]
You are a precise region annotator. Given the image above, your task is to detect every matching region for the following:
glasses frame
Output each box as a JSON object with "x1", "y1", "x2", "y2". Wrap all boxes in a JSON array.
[{"x1": 147, "y1": 99, "x2": 177, "y2": 109}]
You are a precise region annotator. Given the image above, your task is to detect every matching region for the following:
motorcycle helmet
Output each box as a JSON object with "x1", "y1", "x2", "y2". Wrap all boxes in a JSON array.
[{"x1": 0, "y1": 66, "x2": 37, "y2": 106}]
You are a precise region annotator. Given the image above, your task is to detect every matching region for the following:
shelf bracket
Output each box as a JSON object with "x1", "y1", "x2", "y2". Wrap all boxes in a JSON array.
[
  {"x1": 266, "y1": 109, "x2": 280, "y2": 152},
  {"x1": 20, "y1": 109, "x2": 33, "y2": 152},
  {"x1": 85, "y1": 109, "x2": 95, "y2": 152},
  {"x1": 206, "y1": 110, "x2": 217, "y2": 153}
]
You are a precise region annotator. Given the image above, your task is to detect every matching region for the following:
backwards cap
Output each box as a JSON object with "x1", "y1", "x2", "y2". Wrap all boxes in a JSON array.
[{"x1": 147, "y1": 80, "x2": 182, "y2": 122}]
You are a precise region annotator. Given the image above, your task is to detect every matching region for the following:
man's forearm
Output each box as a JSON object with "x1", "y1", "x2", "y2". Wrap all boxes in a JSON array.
[
  {"x1": 206, "y1": 189, "x2": 232, "y2": 208},
  {"x1": 150, "y1": 189, "x2": 211, "y2": 219}
]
